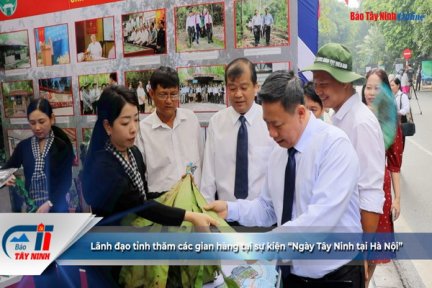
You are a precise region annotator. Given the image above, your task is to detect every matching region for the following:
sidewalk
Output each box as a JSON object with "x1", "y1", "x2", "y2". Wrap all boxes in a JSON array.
[{"x1": 370, "y1": 261, "x2": 404, "y2": 288}]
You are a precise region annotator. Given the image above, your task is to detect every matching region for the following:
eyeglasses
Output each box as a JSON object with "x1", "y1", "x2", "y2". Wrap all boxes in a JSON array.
[{"x1": 156, "y1": 93, "x2": 179, "y2": 100}]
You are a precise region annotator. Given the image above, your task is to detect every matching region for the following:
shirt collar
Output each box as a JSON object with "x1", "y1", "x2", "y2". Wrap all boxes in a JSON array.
[
  {"x1": 229, "y1": 102, "x2": 260, "y2": 126},
  {"x1": 332, "y1": 92, "x2": 359, "y2": 122},
  {"x1": 150, "y1": 108, "x2": 186, "y2": 130}
]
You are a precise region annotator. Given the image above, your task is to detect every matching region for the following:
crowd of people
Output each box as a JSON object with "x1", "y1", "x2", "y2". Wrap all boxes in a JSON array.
[
  {"x1": 2, "y1": 42, "x2": 414, "y2": 287},
  {"x1": 123, "y1": 16, "x2": 166, "y2": 54},
  {"x1": 179, "y1": 83, "x2": 224, "y2": 104}
]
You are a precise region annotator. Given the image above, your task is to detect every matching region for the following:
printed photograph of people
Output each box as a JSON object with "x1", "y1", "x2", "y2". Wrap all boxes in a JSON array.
[
  {"x1": 75, "y1": 17, "x2": 115, "y2": 62},
  {"x1": 235, "y1": 0, "x2": 289, "y2": 48},
  {"x1": 122, "y1": 9, "x2": 166, "y2": 57},
  {"x1": 38, "y1": 77, "x2": 74, "y2": 116},
  {"x1": 2, "y1": 80, "x2": 34, "y2": 118},
  {"x1": 177, "y1": 65, "x2": 226, "y2": 112},
  {"x1": 175, "y1": 2, "x2": 225, "y2": 53},
  {"x1": 78, "y1": 73, "x2": 113, "y2": 115},
  {"x1": 124, "y1": 70, "x2": 155, "y2": 114},
  {"x1": 254, "y1": 62, "x2": 290, "y2": 85},
  {"x1": 34, "y1": 24, "x2": 70, "y2": 66},
  {"x1": 0, "y1": 30, "x2": 31, "y2": 70}
]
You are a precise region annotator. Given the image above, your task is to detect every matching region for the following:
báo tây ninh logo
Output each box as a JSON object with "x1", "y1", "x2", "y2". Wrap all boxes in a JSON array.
[
  {"x1": 2, "y1": 223, "x2": 53, "y2": 260},
  {"x1": 0, "y1": 0, "x2": 17, "y2": 17}
]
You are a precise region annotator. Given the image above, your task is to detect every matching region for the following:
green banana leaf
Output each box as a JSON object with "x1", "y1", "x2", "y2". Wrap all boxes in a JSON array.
[{"x1": 119, "y1": 174, "x2": 238, "y2": 288}]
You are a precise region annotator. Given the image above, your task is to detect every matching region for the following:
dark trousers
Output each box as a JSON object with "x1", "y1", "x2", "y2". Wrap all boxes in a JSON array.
[
  {"x1": 282, "y1": 263, "x2": 364, "y2": 288},
  {"x1": 253, "y1": 25, "x2": 261, "y2": 45},
  {"x1": 187, "y1": 26, "x2": 195, "y2": 47},
  {"x1": 264, "y1": 25, "x2": 271, "y2": 45},
  {"x1": 206, "y1": 23, "x2": 213, "y2": 43}
]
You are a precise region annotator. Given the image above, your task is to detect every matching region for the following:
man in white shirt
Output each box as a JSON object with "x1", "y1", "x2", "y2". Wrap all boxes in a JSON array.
[
  {"x1": 186, "y1": 10, "x2": 196, "y2": 48},
  {"x1": 206, "y1": 71, "x2": 363, "y2": 286},
  {"x1": 201, "y1": 58, "x2": 275, "y2": 204},
  {"x1": 136, "y1": 80, "x2": 146, "y2": 113},
  {"x1": 86, "y1": 34, "x2": 102, "y2": 60},
  {"x1": 251, "y1": 9, "x2": 263, "y2": 46},
  {"x1": 303, "y1": 43, "x2": 385, "y2": 237},
  {"x1": 136, "y1": 66, "x2": 203, "y2": 195},
  {"x1": 203, "y1": 8, "x2": 213, "y2": 43}
]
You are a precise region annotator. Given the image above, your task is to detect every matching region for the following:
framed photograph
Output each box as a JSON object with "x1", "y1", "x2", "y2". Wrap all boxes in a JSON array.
[
  {"x1": 62, "y1": 128, "x2": 78, "y2": 166},
  {"x1": 75, "y1": 17, "x2": 116, "y2": 62},
  {"x1": 177, "y1": 65, "x2": 226, "y2": 112},
  {"x1": 122, "y1": 9, "x2": 166, "y2": 57},
  {"x1": 124, "y1": 70, "x2": 155, "y2": 114},
  {"x1": 175, "y1": 2, "x2": 225, "y2": 53},
  {"x1": 254, "y1": 62, "x2": 290, "y2": 86},
  {"x1": 34, "y1": 23, "x2": 70, "y2": 66},
  {"x1": 7, "y1": 129, "x2": 33, "y2": 156},
  {"x1": 1, "y1": 80, "x2": 34, "y2": 118},
  {"x1": 78, "y1": 72, "x2": 113, "y2": 115},
  {"x1": 235, "y1": 0, "x2": 289, "y2": 48},
  {"x1": 0, "y1": 30, "x2": 31, "y2": 70},
  {"x1": 38, "y1": 77, "x2": 74, "y2": 116}
]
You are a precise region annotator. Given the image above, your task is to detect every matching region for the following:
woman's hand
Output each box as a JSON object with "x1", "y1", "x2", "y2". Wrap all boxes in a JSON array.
[
  {"x1": 391, "y1": 199, "x2": 400, "y2": 221},
  {"x1": 4, "y1": 175, "x2": 16, "y2": 187},
  {"x1": 184, "y1": 211, "x2": 219, "y2": 232},
  {"x1": 36, "y1": 201, "x2": 51, "y2": 213}
]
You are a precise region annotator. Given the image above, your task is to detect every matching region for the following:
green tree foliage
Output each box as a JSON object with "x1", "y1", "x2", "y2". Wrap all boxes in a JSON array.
[
  {"x1": 178, "y1": 65, "x2": 225, "y2": 83},
  {"x1": 79, "y1": 74, "x2": 110, "y2": 87},
  {"x1": 1, "y1": 80, "x2": 33, "y2": 96},
  {"x1": 362, "y1": 0, "x2": 432, "y2": 63},
  {"x1": 125, "y1": 70, "x2": 153, "y2": 88}
]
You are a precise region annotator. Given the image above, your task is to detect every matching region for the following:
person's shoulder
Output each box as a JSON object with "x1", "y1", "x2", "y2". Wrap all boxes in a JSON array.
[{"x1": 209, "y1": 106, "x2": 232, "y2": 123}]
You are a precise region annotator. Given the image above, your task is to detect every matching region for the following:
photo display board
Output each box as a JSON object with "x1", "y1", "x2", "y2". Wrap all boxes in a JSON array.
[{"x1": 0, "y1": 0, "x2": 297, "y2": 163}]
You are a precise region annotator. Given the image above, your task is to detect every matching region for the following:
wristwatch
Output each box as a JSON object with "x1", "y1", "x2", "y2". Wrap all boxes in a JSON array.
[{"x1": 47, "y1": 200, "x2": 53, "y2": 208}]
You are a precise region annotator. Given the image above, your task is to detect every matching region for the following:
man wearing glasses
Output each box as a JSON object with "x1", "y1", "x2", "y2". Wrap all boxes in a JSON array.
[{"x1": 136, "y1": 66, "x2": 203, "y2": 196}]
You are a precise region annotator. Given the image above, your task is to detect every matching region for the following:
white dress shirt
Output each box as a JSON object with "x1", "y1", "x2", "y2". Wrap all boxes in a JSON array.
[
  {"x1": 136, "y1": 87, "x2": 145, "y2": 105},
  {"x1": 136, "y1": 108, "x2": 203, "y2": 192},
  {"x1": 227, "y1": 114, "x2": 362, "y2": 278},
  {"x1": 201, "y1": 103, "x2": 275, "y2": 202},
  {"x1": 332, "y1": 93, "x2": 385, "y2": 214},
  {"x1": 395, "y1": 90, "x2": 410, "y2": 116},
  {"x1": 87, "y1": 42, "x2": 102, "y2": 59}
]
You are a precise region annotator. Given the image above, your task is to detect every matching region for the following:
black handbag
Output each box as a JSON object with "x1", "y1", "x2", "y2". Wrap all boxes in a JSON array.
[{"x1": 399, "y1": 94, "x2": 415, "y2": 137}]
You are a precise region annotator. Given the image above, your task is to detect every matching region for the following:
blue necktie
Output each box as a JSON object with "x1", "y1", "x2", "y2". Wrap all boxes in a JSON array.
[
  {"x1": 280, "y1": 147, "x2": 297, "y2": 279},
  {"x1": 234, "y1": 115, "x2": 248, "y2": 199}
]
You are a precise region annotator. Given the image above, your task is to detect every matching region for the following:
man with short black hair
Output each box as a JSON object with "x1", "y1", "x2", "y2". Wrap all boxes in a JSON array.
[
  {"x1": 201, "y1": 58, "x2": 275, "y2": 206},
  {"x1": 303, "y1": 43, "x2": 385, "y2": 236},
  {"x1": 136, "y1": 66, "x2": 203, "y2": 195},
  {"x1": 206, "y1": 70, "x2": 363, "y2": 287}
]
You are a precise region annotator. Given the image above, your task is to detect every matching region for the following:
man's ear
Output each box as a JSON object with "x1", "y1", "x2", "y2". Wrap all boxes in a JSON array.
[{"x1": 103, "y1": 119, "x2": 112, "y2": 136}]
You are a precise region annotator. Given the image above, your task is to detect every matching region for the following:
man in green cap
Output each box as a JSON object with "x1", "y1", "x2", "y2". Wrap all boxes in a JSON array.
[{"x1": 303, "y1": 43, "x2": 385, "y2": 237}]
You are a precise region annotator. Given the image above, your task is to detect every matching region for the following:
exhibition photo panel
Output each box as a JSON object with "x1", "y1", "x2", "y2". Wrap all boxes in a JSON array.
[
  {"x1": 78, "y1": 72, "x2": 115, "y2": 115},
  {"x1": 124, "y1": 69, "x2": 156, "y2": 114},
  {"x1": 34, "y1": 23, "x2": 70, "y2": 66},
  {"x1": 177, "y1": 64, "x2": 226, "y2": 112},
  {"x1": 38, "y1": 76, "x2": 74, "y2": 116},
  {"x1": 175, "y1": 2, "x2": 226, "y2": 53},
  {"x1": 122, "y1": 9, "x2": 167, "y2": 57},
  {"x1": 75, "y1": 17, "x2": 116, "y2": 62},
  {"x1": 1, "y1": 80, "x2": 34, "y2": 118},
  {"x1": 235, "y1": 0, "x2": 290, "y2": 48},
  {"x1": 0, "y1": 30, "x2": 31, "y2": 70}
]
